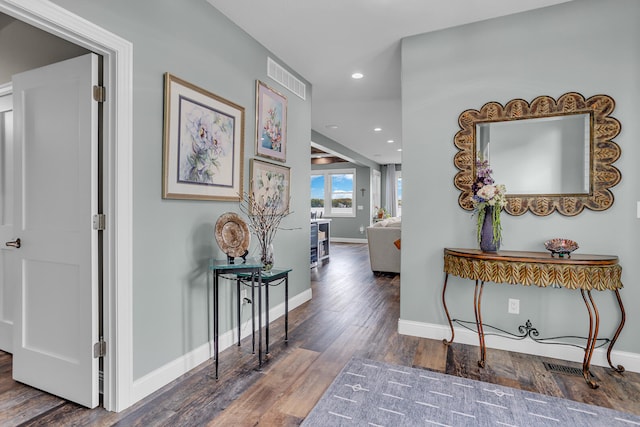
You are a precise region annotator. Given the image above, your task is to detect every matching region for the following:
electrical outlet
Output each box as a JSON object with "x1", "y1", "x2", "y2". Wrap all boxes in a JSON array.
[{"x1": 508, "y1": 298, "x2": 520, "y2": 314}]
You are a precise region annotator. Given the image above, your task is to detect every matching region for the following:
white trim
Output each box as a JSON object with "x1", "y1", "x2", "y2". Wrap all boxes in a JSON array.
[
  {"x1": 132, "y1": 289, "x2": 312, "y2": 403},
  {"x1": 332, "y1": 237, "x2": 368, "y2": 244},
  {"x1": 0, "y1": 0, "x2": 134, "y2": 412},
  {"x1": 132, "y1": 341, "x2": 211, "y2": 404},
  {"x1": 0, "y1": 82, "x2": 11, "y2": 96},
  {"x1": 398, "y1": 319, "x2": 640, "y2": 374}
]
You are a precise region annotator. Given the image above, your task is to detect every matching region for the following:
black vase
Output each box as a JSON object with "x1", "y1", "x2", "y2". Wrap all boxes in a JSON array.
[{"x1": 480, "y1": 207, "x2": 500, "y2": 252}]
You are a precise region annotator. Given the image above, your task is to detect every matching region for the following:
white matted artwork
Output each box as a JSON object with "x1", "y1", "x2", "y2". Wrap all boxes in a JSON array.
[
  {"x1": 162, "y1": 73, "x2": 244, "y2": 200},
  {"x1": 255, "y1": 80, "x2": 287, "y2": 162},
  {"x1": 249, "y1": 158, "x2": 290, "y2": 215}
]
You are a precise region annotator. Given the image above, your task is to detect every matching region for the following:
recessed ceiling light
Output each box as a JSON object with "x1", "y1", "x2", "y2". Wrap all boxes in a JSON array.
[
  {"x1": 387, "y1": 139, "x2": 394, "y2": 143},
  {"x1": 373, "y1": 127, "x2": 382, "y2": 132},
  {"x1": 397, "y1": 148, "x2": 403, "y2": 152},
  {"x1": 326, "y1": 124, "x2": 339, "y2": 129},
  {"x1": 351, "y1": 72, "x2": 364, "y2": 79}
]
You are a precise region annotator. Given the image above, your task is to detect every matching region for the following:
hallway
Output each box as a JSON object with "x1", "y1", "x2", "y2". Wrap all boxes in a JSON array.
[{"x1": 1, "y1": 243, "x2": 639, "y2": 425}]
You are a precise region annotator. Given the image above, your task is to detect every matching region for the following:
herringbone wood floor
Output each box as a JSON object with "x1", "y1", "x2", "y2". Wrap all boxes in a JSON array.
[{"x1": 1, "y1": 243, "x2": 639, "y2": 426}]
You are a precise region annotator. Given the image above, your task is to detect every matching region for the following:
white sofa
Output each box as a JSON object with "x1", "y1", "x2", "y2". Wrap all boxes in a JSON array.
[{"x1": 366, "y1": 217, "x2": 401, "y2": 274}]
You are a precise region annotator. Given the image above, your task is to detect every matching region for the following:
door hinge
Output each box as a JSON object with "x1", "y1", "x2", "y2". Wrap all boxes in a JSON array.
[
  {"x1": 93, "y1": 214, "x2": 106, "y2": 231},
  {"x1": 94, "y1": 339, "x2": 107, "y2": 358},
  {"x1": 93, "y1": 85, "x2": 106, "y2": 103}
]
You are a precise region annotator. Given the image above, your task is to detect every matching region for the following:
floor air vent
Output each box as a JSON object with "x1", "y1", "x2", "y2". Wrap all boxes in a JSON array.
[
  {"x1": 543, "y1": 362, "x2": 596, "y2": 379},
  {"x1": 267, "y1": 57, "x2": 306, "y2": 100}
]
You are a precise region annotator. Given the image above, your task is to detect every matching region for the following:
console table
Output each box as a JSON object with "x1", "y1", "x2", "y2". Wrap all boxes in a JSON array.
[
  {"x1": 209, "y1": 258, "x2": 263, "y2": 380},
  {"x1": 236, "y1": 268, "x2": 292, "y2": 354},
  {"x1": 441, "y1": 248, "x2": 626, "y2": 388}
]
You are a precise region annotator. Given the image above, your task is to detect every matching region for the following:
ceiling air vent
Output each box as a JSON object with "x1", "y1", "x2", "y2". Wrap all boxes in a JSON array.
[{"x1": 267, "y1": 57, "x2": 306, "y2": 100}]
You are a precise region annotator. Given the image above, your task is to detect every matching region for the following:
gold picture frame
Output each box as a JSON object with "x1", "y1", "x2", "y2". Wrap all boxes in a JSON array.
[{"x1": 162, "y1": 73, "x2": 245, "y2": 201}]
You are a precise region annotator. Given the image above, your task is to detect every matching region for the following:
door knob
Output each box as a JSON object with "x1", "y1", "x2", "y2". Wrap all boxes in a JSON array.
[{"x1": 5, "y1": 238, "x2": 21, "y2": 249}]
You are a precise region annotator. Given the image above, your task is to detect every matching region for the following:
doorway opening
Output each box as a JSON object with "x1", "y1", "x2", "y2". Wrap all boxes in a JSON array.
[{"x1": 0, "y1": 0, "x2": 134, "y2": 412}]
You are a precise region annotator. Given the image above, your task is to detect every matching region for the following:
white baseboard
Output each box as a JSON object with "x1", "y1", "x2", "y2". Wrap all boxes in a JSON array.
[
  {"x1": 398, "y1": 318, "x2": 640, "y2": 374},
  {"x1": 132, "y1": 288, "x2": 313, "y2": 403},
  {"x1": 332, "y1": 237, "x2": 367, "y2": 244}
]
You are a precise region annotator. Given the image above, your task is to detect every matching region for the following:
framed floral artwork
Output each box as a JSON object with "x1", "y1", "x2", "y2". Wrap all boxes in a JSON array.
[
  {"x1": 255, "y1": 80, "x2": 287, "y2": 162},
  {"x1": 249, "y1": 158, "x2": 290, "y2": 215},
  {"x1": 162, "y1": 73, "x2": 245, "y2": 200}
]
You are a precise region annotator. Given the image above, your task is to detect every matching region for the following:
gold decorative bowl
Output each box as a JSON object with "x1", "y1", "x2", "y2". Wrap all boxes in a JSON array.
[{"x1": 544, "y1": 238, "x2": 579, "y2": 257}]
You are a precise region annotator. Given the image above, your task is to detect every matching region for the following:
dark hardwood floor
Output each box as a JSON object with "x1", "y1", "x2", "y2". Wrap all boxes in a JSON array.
[{"x1": 1, "y1": 242, "x2": 639, "y2": 426}]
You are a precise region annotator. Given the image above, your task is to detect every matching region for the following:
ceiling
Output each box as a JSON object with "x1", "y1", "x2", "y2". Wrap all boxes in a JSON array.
[
  {"x1": 207, "y1": 0, "x2": 572, "y2": 166},
  {"x1": 311, "y1": 145, "x2": 348, "y2": 166},
  {"x1": 0, "y1": 12, "x2": 12, "y2": 31}
]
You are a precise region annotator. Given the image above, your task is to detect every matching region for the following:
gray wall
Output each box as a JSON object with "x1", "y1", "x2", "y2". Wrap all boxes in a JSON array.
[
  {"x1": 401, "y1": 0, "x2": 640, "y2": 353},
  {"x1": 51, "y1": 0, "x2": 312, "y2": 380}
]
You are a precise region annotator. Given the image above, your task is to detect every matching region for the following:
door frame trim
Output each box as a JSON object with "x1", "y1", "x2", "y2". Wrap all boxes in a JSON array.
[{"x1": 0, "y1": 0, "x2": 134, "y2": 412}]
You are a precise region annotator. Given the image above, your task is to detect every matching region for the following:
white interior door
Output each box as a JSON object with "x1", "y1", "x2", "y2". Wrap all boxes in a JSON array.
[
  {"x1": 0, "y1": 88, "x2": 15, "y2": 352},
  {"x1": 11, "y1": 53, "x2": 100, "y2": 408}
]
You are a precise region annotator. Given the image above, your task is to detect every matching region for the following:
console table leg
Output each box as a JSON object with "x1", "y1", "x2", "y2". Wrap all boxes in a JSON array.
[
  {"x1": 214, "y1": 272, "x2": 219, "y2": 380},
  {"x1": 474, "y1": 280, "x2": 487, "y2": 368},
  {"x1": 266, "y1": 278, "x2": 270, "y2": 355},
  {"x1": 236, "y1": 279, "x2": 241, "y2": 346},
  {"x1": 258, "y1": 273, "x2": 263, "y2": 368},
  {"x1": 285, "y1": 275, "x2": 289, "y2": 342},
  {"x1": 441, "y1": 273, "x2": 454, "y2": 346},
  {"x1": 251, "y1": 278, "x2": 255, "y2": 354},
  {"x1": 607, "y1": 289, "x2": 626, "y2": 373},
  {"x1": 581, "y1": 289, "x2": 600, "y2": 389}
]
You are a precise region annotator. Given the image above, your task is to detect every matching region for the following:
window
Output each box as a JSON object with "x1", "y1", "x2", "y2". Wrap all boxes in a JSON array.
[
  {"x1": 310, "y1": 175, "x2": 325, "y2": 211},
  {"x1": 310, "y1": 168, "x2": 356, "y2": 217}
]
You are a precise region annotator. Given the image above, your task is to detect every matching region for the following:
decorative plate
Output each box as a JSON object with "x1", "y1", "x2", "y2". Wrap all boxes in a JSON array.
[
  {"x1": 215, "y1": 212, "x2": 250, "y2": 257},
  {"x1": 544, "y1": 238, "x2": 579, "y2": 257}
]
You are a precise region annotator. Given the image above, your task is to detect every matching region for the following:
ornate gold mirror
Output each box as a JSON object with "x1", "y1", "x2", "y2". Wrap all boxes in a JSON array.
[{"x1": 454, "y1": 92, "x2": 621, "y2": 216}]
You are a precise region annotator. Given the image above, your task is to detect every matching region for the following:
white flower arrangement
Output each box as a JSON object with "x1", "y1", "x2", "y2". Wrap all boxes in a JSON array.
[{"x1": 472, "y1": 160, "x2": 507, "y2": 246}]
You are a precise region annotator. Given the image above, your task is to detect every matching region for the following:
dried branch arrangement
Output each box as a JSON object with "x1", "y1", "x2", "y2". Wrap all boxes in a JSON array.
[{"x1": 238, "y1": 191, "x2": 291, "y2": 269}]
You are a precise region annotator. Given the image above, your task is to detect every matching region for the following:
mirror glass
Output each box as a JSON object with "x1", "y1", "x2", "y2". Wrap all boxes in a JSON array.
[{"x1": 476, "y1": 114, "x2": 590, "y2": 195}]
